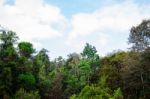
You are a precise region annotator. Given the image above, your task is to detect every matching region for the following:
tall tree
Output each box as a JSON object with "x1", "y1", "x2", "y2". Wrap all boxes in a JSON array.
[
  {"x1": 81, "y1": 43, "x2": 100, "y2": 84},
  {"x1": 0, "y1": 30, "x2": 18, "y2": 98},
  {"x1": 0, "y1": 30, "x2": 18, "y2": 61},
  {"x1": 0, "y1": 30, "x2": 18, "y2": 47},
  {"x1": 81, "y1": 43, "x2": 99, "y2": 60},
  {"x1": 129, "y1": 19, "x2": 150, "y2": 51},
  {"x1": 18, "y1": 42, "x2": 35, "y2": 58},
  {"x1": 38, "y1": 48, "x2": 50, "y2": 76},
  {"x1": 70, "y1": 76, "x2": 123, "y2": 99}
]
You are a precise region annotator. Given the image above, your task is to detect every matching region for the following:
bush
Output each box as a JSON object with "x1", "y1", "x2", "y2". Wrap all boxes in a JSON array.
[{"x1": 13, "y1": 88, "x2": 40, "y2": 99}]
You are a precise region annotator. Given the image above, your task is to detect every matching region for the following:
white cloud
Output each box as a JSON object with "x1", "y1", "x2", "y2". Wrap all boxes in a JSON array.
[
  {"x1": 98, "y1": 33, "x2": 110, "y2": 46},
  {"x1": 0, "y1": 0, "x2": 67, "y2": 41},
  {"x1": 68, "y1": 13, "x2": 100, "y2": 40},
  {"x1": 67, "y1": 0, "x2": 150, "y2": 40},
  {"x1": 1, "y1": 0, "x2": 150, "y2": 58},
  {"x1": 66, "y1": 0, "x2": 150, "y2": 55},
  {"x1": 65, "y1": 39, "x2": 85, "y2": 51}
]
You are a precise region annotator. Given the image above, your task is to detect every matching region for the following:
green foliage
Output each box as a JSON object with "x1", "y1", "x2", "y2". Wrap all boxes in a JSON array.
[
  {"x1": 0, "y1": 31, "x2": 18, "y2": 61},
  {"x1": 0, "y1": 30, "x2": 18, "y2": 46},
  {"x1": 100, "y1": 51, "x2": 126, "y2": 90},
  {"x1": 63, "y1": 56, "x2": 93, "y2": 98},
  {"x1": 81, "y1": 43, "x2": 100, "y2": 84},
  {"x1": 81, "y1": 43, "x2": 99, "y2": 60},
  {"x1": 38, "y1": 79, "x2": 52, "y2": 98},
  {"x1": 18, "y1": 73, "x2": 36, "y2": 90},
  {"x1": 13, "y1": 88, "x2": 40, "y2": 99},
  {"x1": 78, "y1": 60, "x2": 91, "y2": 84},
  {"x1": 0, "y1": 67, "x2": 12, "y2": 97},
  {"x1": 4, "y1": 46, "x2": 16, "y2": 57},
  {"x1": 112, "y1": 88, "x2": 123, "y2": 99},
  {"x1": 18, "y1": 42, "x2": 35, "y2": 57},
  {"x1": 70, "y1": 76, "x2": 123, "y2": 99},
  {"x1": 36, "y1": 48, "x2": 50, "y2": 76}
]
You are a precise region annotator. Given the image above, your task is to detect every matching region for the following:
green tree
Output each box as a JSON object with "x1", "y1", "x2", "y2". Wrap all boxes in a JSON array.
[
  {"x1": 0, "y1": 67, "x2": 12, "y2": 98},
  {"x1": 17, "y1": 42, "x2": 35, "y2": 74},
  {"x1": 81, "y1": 43, "x2": 99, "y2": 60},
  {"x1": 70, "y1": 76, "x2": 123, "y2": 99},
  {"x1": 63, "y1": 53, "x2": 94, "y2": 98},
  {"x1": 0, "y1": 30, "x2": 18, "y2": 98},
  {"x1": 38, "y1": 48, "x2": 50, "y2": 76},
  {"x1": 100, "y1": 51, "x2": 126, "y2": 90},
  {"x1": 0, "y1": 30, "x2": 18, "y2": 61},
  {"x1": 18, "y1": 73, "x2": 36, "y2": 90},
  {"x1": 81, "y1": 43, "x2": 100, "y2": 84},
  {"x1": 13, "y1": 88, "x2": 40, "y2": 99},
  {"x1": 0, "y1": 30, "x2": 18, "y2": 47},
  {"x1": 35, "y1": 49, "x2": 53, "y2": 98},
  {"x1": 18, "y1": 42, "x2": 35, "y2": 58}
]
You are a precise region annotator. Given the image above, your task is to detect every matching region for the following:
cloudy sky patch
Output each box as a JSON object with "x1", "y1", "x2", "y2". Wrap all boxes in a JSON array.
[{"x1": 0, "y1": 0, "x2": 150, "y2": 59}]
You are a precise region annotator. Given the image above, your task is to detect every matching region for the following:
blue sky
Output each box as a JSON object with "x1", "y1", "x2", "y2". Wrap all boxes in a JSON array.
[
  {"x1": 47, "y1": 0, "x2": 102, "y2": 17},
  {"x1": 47, "y1": 0, "x2": 150, "y2": 17},
  {"x1": 0, "y1": 0, "x2": 150, "y2": 59}
]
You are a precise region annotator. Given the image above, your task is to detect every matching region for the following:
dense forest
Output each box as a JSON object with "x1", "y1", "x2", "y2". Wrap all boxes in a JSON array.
[{"x1": 0, "y1": 19, "x2": 150, "y2": 99}]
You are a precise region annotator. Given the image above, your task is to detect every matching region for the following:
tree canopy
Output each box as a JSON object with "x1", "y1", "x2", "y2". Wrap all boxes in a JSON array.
[{"x1": 129, "y1": 19, "x2": 150, "y2": 51}]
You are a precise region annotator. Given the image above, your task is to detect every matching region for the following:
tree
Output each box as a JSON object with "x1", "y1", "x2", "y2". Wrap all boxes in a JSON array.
[
  {"x1": 127, "y1": 19, "x2": 150, "y2": 98},
  {"x1": 35, "y1": 49, "x2": 53, "y2": 98},
  {"x1": 121, "y1": 51, "x2": 150, "y2": 99},
  {"x1": 81, "y1": 43, "x2": 100, "y2": 84},
  {"x1": 66, "y1": 53, "x2": 81, "y2": 70},
  {"x1": 129, "y1": 19, "x2": 150, "y2": 51},
  {"x1": 0, "y1": 30, "x2": 18, "y2": 98},
  {"x1": 13, "y1": 88, "x2": 40, "y2": 99},
  {"x1": 0, "y1": 67, "x2": 12, "y2": 98},
  {"x1": 18, "y1": 42, "x2": 35, "y2": 58},
  {"x1": 0, "y1": 30, "x2": 18, "y2": 61},
  {"x1": 70, "y1": 76, "x2": 123, "y2": 99},
  {"x1": 54, "y1": 56, "x2": 65, "y2": 69},
  {"x1": 0, "y1": 30, "x2": 18, "y2": 47},
  {"x1": 17, "y1": 42, "x2": 35, "y2": 74},
  {"x1": 38, "y1": 48, "x2": 50, "y2": 77},
  {"x1": 100, "y1": 51, "x2": 127, "y2": 90},
  {"x1": 18, "y1": 73, "x2": 36, "y2": 90},
  {"x1": 63, "y1": 53, "x2": 93, "y2": 98},
  {"x1": 81, "y1": 43, "x2": 99, "y2": 60},
  {"x1": 63, "y1": 53, "x2": 81, "y2": 98}
]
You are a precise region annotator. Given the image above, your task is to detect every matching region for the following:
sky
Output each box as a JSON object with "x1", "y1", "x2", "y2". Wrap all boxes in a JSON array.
[{"x1": 0, "y1": 0, "x2": 150, "y2": 59}]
